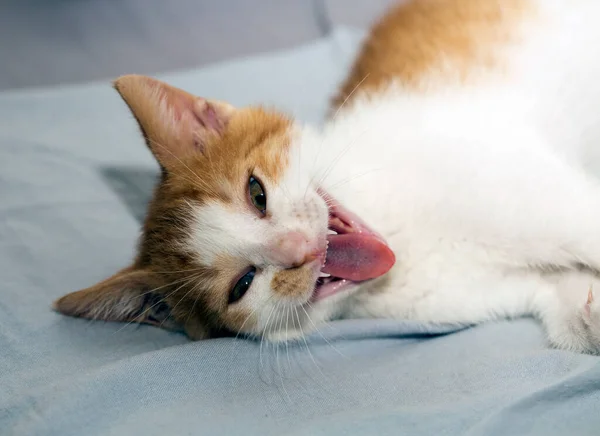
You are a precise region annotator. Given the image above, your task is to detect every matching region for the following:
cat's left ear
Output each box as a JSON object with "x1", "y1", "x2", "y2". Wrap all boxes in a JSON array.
[{"x1": 113, "y1": 74, "x2": 236, "y2": 171}]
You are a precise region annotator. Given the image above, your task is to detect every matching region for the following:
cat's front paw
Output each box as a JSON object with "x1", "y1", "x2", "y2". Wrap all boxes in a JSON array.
[
  {"x1": 580, "y1": 287, "x2": 600, "y2": 353},
  {"x1": 547, "y1": 284, "x2": 600, "y2": 355}
]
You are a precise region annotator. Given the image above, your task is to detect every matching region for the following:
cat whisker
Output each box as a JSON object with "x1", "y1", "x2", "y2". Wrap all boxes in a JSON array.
[
  {"x1": 147, "y1": 267, "x2": 207, "y2": 275},
  {"x1": 280, "y1": 178, "x2": 293, "y2": 203},
  {"x1": 300, "y1": 304, "x2": 347, "y2": 359},
  {"x1": 259, "y1": 301, "x2": 278, "y2": 380},
  {"x1": 233, "y1": 293, "x2": 278, "y2": 345},
  {"x1": 326, "y1": 167, "x2": 386, "y2": 192},
  {"x1": 314, "y1": 127, "x2": 371, "y2": 189},
  {"x1": 146, "y1": 138, "x2": 213, "y2": 192},
  {"x1": 306, "y1": 73, "x2": 370, "y2": 198},
  {"x1": 165, "y1": 276, "x2": 206, "y2": 329},
  {"x1": 118, "y1": 271, "x2": 203, "y2": 310},
  {"x1": 112, "y1": 272, "x2": 201, "y2": 335},
  {"x1": 305, "y1": 300, "x2": 338, "y2": 334},
  {"x1": 330, "y1": 73, "x2": 370, "y2": 123},
  {"x1": 294, "y1": 305, "x2": 326, "y2": 379},
  {"x1": 285, "y1": 305, "x2": 292, "y2": 370},
  {"x1": 274, "y1": 304, "x2": 292, "y2": 402},
  {"x1": 165, "y1": 277, "x2": 202, "y2": 316},
  {"x1": 183, "y1": 288, "x2": 202, "y2": 330}
]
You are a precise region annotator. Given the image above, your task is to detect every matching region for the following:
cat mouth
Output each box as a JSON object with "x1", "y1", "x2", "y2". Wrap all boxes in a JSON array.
[{"x1": 312, "y1": 190, "x2": 396, "y2": 301}]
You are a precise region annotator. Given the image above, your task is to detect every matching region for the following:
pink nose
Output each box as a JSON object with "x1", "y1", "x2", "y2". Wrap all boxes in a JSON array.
[{"x1": 269, "y1": 231, "x2": 324, "y2": 268}]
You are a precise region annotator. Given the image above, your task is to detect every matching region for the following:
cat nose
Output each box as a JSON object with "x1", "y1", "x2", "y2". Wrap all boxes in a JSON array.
[{"x1": 269, "y1": 231, "x2": 325, "y2": 268}]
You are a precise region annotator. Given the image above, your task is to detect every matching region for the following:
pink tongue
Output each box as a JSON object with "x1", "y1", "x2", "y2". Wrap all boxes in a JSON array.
[{"x1": 322, "y1": 234, "x2": 395, "y2": 281}]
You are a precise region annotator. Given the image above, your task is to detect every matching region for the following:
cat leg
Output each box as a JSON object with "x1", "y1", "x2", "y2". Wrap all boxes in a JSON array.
[
  {"x1": 535, "y1": 271, "x2": 600, "y2": 354},
  {"x1": 342, "y1": 267, "x2": 542, "y2": 328},
  {"x1": 345, "y1": 270, "x2": 600, "y2": 354},
  {"x1": 491, "y1": 154, "x2": 600, "y2": 353}
]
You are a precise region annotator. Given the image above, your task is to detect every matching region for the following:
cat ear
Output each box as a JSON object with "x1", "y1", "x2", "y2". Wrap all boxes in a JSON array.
[
  {"x1": 113, "y1": 74, "x2": 236, "y2": 170},
  {"x1": 53, "y1": 266, "x2": 182, "y2": 333}
]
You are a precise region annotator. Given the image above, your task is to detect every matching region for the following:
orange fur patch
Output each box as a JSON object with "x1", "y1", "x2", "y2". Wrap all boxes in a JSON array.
[
  {"x1": 332, "y1": 0, "x2": 534, "y2": 109},
  {"x1": 271, "y1": 266, "x2": 314, "y2": 298},
  {"x1": 197, "y1": 107, "x2": 292, "y2": 205}
]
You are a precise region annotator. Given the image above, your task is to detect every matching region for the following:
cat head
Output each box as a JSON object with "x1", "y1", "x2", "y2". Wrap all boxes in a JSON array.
[{"x1": 54, "y1": 75, "x2": 394, "y2": 340}]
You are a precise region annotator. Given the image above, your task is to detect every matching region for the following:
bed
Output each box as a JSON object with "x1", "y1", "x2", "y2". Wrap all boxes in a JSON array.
[{"x1": 1, "y1": 19, "x2": 599, "y2": 436}]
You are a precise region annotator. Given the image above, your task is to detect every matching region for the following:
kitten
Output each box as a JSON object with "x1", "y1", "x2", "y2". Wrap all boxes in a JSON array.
[{"x1": 56, "y1": 0, "x2": 600, "y2": 354}]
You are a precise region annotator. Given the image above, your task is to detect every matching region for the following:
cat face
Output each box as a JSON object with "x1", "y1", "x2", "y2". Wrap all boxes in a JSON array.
[
  {"x1": 173, "y1": 106, "x2": 333, "y2": 339},
  {"x1": 54, "y1": 75, "x2": 394, "y2": 340}
]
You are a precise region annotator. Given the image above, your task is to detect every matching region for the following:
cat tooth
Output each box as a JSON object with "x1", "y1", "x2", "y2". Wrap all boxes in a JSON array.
[
  {"x1": 319, "y1": 272, "x2": 331, "y2": 278},
  {"x1": 327, "y1": 229, "x2": 337, "y2": 235}
]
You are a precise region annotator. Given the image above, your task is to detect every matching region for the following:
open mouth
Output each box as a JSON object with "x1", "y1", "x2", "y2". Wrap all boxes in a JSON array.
[{"x1": 312, "y1": 190, "x2": 396, "y2": 302}]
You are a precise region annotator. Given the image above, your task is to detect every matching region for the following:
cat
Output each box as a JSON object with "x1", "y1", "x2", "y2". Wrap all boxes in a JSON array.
[{"x1": 55, "y1": 0, "x2": 600, "y2": 354}]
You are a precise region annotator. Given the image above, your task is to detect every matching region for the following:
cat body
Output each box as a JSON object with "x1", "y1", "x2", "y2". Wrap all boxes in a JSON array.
[
  {"x1": 312, "y1": 0, "x2": 600, "y2": 352},
  {"x1": 56, "y1": 0, "x2": 600, "y2": 353}
]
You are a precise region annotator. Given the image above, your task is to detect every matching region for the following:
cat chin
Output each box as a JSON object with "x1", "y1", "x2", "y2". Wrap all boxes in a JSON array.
[{"x1": 261, "y1": 282, "x2": 366, "y2": 343}]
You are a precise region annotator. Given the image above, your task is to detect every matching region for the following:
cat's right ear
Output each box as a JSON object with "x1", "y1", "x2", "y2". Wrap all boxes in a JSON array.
[
  {"x1": 113, "y1": 75, "x2": 236, "y2": 171},
  {"x1": 53, "y1": 266, "x2": 179, "y2": 331},
  {"x1": 53, "y1": 266, "x2": 211, "y2": 340}
]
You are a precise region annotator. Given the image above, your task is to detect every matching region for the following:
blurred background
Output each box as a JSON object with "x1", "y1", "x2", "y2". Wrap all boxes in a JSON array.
[{"x1": 0, "y1": 0, "x2": 396, "y2": 91}]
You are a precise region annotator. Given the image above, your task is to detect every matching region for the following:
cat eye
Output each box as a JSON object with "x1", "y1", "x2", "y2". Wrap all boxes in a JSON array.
[
  {"x1": 229, "y1": 267, "x2": 256, "y2": 304},
  {"x1": 248, "y1": 175, "x2": 266, "y2": 215}
]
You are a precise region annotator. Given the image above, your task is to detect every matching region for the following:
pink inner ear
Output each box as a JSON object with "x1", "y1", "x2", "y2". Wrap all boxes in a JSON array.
[
  {"x1": 163, "y1": 90, "x2": 229, "y2": 151},
  {"x1": 114, "y1": 75, "x2": 234, "y2": 165},
  {"x1": 193, "y1": 99, "x2": 226, "y2": 134},
  {"x1": 159, "y1": 90, "x2": 217, "y2": 153},
  {"x1": 170, "y1": 92, "x2": 194, "y2": 123}
]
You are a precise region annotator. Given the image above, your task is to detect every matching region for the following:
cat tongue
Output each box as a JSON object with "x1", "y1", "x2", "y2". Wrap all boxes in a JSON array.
[{"x1": 322, "y1": 233, "x2": 395, "y2": 281}]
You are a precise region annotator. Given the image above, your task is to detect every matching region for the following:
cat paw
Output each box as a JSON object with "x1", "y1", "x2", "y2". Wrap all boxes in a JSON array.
[
  {"x1": 581, "y1": 286, "x2": 600, "y2": 351},
  {"x1": 545, "y1": 282, "x2": 600, "y2": 355},
  {"x1": 583, "y1": 286, "x2": 595, "y2": 321}
]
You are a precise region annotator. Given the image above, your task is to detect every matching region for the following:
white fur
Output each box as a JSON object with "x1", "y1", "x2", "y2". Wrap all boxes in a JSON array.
[
  {"x1": 188, "y1": 0, "x2": 600, "y2": 352},
  {"x1": 305, "y1": 0, "x2": 600, "y2": 353}
]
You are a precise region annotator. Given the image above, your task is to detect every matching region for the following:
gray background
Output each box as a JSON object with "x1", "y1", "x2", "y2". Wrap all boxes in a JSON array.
[{"x1": 0, "y1": 0, "x2": 397, "y2": 91}]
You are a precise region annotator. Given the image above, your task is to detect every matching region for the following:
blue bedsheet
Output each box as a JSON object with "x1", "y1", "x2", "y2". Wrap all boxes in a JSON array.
[{"x1": 1, "y1": 28, "x2": 599, "y2": 436}]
